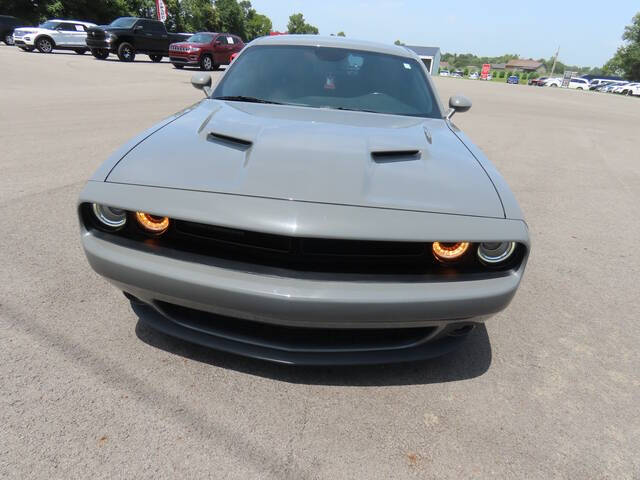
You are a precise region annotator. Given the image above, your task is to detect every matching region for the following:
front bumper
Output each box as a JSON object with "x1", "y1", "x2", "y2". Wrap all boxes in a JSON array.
[
  {"x1": 169, "y1": 53, "x2": 201, "y2": 66},
  {"x1": 14, "y1": 37, "x2": 34, "y2": 46},
  {"x1": 86, "y1": 38, "x2": 113, "y2": 51},
  {"x1": 79, "y1": 181, "x2": 529, "y2": 363}
]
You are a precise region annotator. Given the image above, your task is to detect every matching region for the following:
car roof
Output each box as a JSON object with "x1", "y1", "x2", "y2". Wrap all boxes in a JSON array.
[
  {"x1": 47, "y1": 19, "x2": 96, "y2": 26},
  {"x1": 249, "y1": 35, "x2": 416, "y2": 59}
]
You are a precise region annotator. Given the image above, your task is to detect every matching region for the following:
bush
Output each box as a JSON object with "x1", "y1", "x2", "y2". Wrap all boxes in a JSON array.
[
  {"x1": 499, "y1": 70, "x2": 505, "y2": 78},
  {"x1": 463, "y1": 68, "x2": 469, "y2": 76}
]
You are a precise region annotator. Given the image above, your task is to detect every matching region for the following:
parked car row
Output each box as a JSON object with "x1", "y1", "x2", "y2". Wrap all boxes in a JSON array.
[
  {"x1": 5, "y1": 16, "x2": 244, "y2": 70},
  {"x1": 592, "y1": 81, "x2": 640, "y2": 95}
]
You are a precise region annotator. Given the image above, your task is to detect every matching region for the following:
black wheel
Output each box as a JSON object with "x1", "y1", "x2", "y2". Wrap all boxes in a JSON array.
[
  {"x1": 200, "y1": 54, "x2": 214, "y2": 71},
  {"x1": 117, "y1": 42, "x2": 135, "y2": 62},
  {"x1": 4, "y1": 34, "x2": 15, "y2": 45},
  {"x1": 91, "y1": 48, "x2": 109, "y2": 60},
  {"x1": 149, "y1": 54, "x2": 163, "y2": 63},
  {"x1": 74, "y1": 48, "x2": 87, "y2": 55},
  {"x1": 173, "y1": 63, "x2": 184, "y2": 69},
  {"x1": 36, "y1": 37, "x2": 54, "y2": 53}
]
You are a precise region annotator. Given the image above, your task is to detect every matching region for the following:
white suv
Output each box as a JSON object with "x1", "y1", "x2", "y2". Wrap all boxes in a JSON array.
[
  {"x1": 13, "y1": 19, "x2": 95, "y2": 54},
  {"x1": 544, "y1": 77, "x2": 589, "y2": 90}
]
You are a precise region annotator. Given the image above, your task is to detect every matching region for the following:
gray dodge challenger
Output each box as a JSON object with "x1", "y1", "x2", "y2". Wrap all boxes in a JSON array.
[{"x1": 78, "y1": 35, "x2": 530, "y2": 365}]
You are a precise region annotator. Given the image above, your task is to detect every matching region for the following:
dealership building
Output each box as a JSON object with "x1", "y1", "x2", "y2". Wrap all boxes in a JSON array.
[{"x1": 405, "y1": 45, "x2": 441, "y2": 75}]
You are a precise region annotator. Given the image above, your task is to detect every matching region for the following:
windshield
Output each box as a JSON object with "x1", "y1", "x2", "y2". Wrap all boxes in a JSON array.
[
  {"x1": 39, "y1": 21, "x2": 61, "y2": 30},
  {"x1": 109, "y1": 17, "x2": 137, "y2": 28},
  {"x1": 188, "y1": 33, "x2": 215, "y2": 43},
  {"x1": 213, "y1": 45, "x2": 440, "y2": 118}
]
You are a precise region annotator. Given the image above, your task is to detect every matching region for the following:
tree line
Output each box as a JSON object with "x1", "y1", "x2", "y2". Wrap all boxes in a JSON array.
[{"x1": 2, "y1": 0, "x2": 324, "y2": 41}]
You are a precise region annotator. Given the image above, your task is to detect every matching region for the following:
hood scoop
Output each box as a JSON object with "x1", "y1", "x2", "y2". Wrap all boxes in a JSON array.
[
  {"x1": 207, "y1": 132, "x2": 253, "y2": 151},
  {"x1": 371, "y1": 150, "x2": 421, "y2": 163}
]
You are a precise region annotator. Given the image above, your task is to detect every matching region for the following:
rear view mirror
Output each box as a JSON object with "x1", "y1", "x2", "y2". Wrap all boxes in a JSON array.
[
  {"x1": 447, "y1": 95, "x2": 472, "y2": 119},
  {"x1": 191, "y1": 73, "x2": 212, "y2": 97}
]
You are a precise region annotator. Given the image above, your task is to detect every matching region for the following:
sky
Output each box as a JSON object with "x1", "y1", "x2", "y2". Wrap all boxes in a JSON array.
[{"x1": 250, "y1": 0, "x2": 639, "y2": 67}]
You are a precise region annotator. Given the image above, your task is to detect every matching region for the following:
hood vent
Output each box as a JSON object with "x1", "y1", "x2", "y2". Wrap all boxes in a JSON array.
[
  {"x1": 207, "y1": 132, "x2": 253, "y2": 151},
  {"x1": 371, "y1": 150, "x2": 421, "y2": 163}
]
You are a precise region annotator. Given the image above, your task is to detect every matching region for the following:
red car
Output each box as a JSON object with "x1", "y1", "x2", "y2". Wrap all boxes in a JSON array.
[{"x1": 169, "y1": 32, "x2": 244, "y2": 71}]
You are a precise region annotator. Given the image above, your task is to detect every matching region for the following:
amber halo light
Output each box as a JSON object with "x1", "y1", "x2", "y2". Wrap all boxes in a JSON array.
[
  {"x1": 135, "y1": 212, "x2": 170, "y2": 234},
  {"x1": 432, "y1": 242, "x2": 470, "y2": 262}
]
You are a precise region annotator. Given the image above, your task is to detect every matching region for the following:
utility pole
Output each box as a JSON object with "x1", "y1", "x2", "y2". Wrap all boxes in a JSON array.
[{"x1": 549, "y1": 46, "x2": 560, "y2": 77}]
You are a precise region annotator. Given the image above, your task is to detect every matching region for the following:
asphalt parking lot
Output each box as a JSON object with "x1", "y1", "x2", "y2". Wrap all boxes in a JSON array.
[{"x1": 1, "y1": 46, "x2": 639, "y2": 479}]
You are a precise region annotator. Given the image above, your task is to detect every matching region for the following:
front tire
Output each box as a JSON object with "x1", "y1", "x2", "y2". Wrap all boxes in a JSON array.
[
  {"x1": 91, "y1": 48, "x2": 109, "y2": 60},
  {"x1": 74, "y1": 48, "x2": 88, "y2": 55},
  {"x1": 117, "y1": 42, "x2": 135, "y2": 62},
  {"x1": 149, "y1": 54, "x2": 163, "y2": 63},
  {"x1": 4, "y1": 34, "x2": 15, "y2": 45},
  {"x1": 200, "y1": 54, "x2": 214, "y2": 71},
  {"x1": 36, "y1": 37, "x2": 53, "y2": 53}
]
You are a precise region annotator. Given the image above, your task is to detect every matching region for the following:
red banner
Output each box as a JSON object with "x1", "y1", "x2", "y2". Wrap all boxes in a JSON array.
[
  {"x1": 156, "y1": 0, "x2": 167, "y2": 22},
  {"x1": 481, "y1": 64, "x2": 491, "y2": 80}
]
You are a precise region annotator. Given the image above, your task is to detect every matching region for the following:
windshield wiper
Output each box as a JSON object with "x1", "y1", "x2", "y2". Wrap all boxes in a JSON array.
[
  {"x1": 323, "y1": 106, "x2": 380, "y2": 114},
  {"x1": 213, "y1": 96, "x2": 282, "y2": 105}
]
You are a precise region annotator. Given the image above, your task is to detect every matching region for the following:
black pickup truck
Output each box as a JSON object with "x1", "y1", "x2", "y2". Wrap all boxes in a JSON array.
[{"x1": 86, "y1": 17, "x2": 190, "y2": 62}]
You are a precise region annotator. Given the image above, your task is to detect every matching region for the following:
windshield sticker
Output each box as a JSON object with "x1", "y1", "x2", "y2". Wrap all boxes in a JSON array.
[{"x1": 324, "y1": 75, "x2": 336, "y2": 90}]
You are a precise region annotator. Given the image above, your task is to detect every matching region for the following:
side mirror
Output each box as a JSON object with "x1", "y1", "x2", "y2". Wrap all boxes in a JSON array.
[
  {"x1": 447, "y1": 95, "x2": 472, "y2": 119},
  {"x1": 191, "y1": 73, "x2": 212, "y2": 97}
]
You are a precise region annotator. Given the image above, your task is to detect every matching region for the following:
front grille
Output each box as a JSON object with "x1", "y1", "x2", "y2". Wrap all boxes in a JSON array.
[
  {"x1": 170, "y1": 46, "x2": 190, "y2": 52},
  {"x1": 170, "y1": 219, "x2": 441, "y2": 274},
  {"x1": 80, "y1": 204, "x2": 524, "y2": 277},
  {"x1": 155, "y1": 301, "x2": 436, "y2": 353},
  {"x1": 88, "y1": 30, "x2": 105, "y2": 39}
]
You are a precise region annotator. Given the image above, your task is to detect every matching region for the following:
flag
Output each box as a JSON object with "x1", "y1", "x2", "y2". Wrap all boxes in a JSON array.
[{"x1": 156, "y1": 0, "x2": 168, "y2": 22}]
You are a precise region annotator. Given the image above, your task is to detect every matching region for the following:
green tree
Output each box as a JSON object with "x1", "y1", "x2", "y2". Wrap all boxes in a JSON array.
[
  {"x1": 604, "y1": 12, "x2": 640, "y2": 80},
  {"x1": 239, "y1": 1, "x2": 272, "y2": 40},
  {"x1": 463, "y1": 67, "x2": 469, "y2": 76},
  {"x1": 287, "y1": 13, "x2": 318, "y2": 34},
  {"x1": 215, "y1": 0, "x2": 246, "y2": 38},
  {"x1": 245, "y1": 13, "x2": 271, "y2": 39},
  {"x1": 499, "y1": 70, "x2": 505, "y2": 78}
]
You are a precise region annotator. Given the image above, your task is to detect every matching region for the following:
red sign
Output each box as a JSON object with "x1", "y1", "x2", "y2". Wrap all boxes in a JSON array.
[
  {"x1": 156, "y1": 0, "x2": 167, "y2": 22},
  {"x1": 481, "y1": 64, "x2": 491, "y2": 80}
]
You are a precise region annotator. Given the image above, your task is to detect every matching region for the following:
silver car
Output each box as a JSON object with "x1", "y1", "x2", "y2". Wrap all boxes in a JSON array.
[{"x1": 78, "y1": 35, "x2": 530, "y2": 365}]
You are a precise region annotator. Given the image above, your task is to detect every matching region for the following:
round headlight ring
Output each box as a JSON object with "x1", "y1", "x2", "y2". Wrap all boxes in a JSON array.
[
  {"x1": 477, "y1": 241, "x2": 516, "y2": 265},
  {"x1": 135, "y1": 212, "x2": 170, "y2": 235},
  {"x1": 92, "y1": 203, "x2": 127, "y2": 229},
  {"x1": 432, "y1": 242, "x2": 470, "y2": 262}
]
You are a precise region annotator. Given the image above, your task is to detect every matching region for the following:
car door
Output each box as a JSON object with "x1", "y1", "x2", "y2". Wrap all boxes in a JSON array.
[
  {"x1": 54, "y1": 22, "x2": 76, "y2": 46},
  {"x1": 133, "y1": 19, "x2": 152, "y2": 51},
  {"x1": 147, "y1": 21, "x2": 168, "y2": 52},
  {"x1": 69, "y1": 23, "x2": 88, "y2": 47}
]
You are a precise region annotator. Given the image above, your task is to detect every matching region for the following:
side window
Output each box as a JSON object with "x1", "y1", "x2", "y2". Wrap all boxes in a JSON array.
[
  {"x1": 149, "y1": 22, "x2": 165, "y2": 34},
  {"x1": 59, "y1": 23, "x2": 77, "y2": 31},
  {"x1": 137, "y1": 20, "x2": 150, "y2": 31}
]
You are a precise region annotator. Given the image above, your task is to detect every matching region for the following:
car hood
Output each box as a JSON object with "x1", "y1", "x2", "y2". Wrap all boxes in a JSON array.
[
  {"x1": 14, "y1": 27, "x2": 47, "y2": 34},
  {"x1": 106, "y1": 101, "x2": 504, "y2": 218}
]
